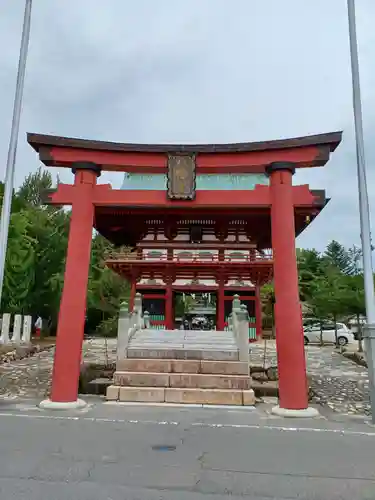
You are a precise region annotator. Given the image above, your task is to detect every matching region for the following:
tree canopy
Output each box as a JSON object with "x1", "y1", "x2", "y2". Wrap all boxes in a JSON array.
[{"x1": 0, "y1": 168, "x2": 129, "y2": 335}]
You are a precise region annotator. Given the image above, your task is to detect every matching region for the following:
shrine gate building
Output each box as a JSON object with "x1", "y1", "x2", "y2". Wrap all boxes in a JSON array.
[{"x1": 28, "y1": 130, "x2": 342, "y2": 415}]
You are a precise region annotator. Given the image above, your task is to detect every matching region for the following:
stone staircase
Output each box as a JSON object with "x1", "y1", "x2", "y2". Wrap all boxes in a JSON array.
[{"x1": 106, "y1": 329, "x2": 255, "y2": 406}]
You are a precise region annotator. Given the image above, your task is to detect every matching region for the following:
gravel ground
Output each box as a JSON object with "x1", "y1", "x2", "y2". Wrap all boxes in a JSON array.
[
  {"x1": 0, "y1": 338, "x2": 117, "y2": 401},
  {"x1": 250, "y1": 341, "x2": 370, "y2": 416}
]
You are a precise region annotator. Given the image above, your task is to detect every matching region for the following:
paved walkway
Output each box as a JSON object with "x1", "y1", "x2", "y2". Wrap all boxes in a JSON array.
[{"x1": 251, "y1": 341, "x2": 370, "y2": 416}]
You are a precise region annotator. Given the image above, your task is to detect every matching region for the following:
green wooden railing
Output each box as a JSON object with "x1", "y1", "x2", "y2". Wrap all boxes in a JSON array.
[{"x1": 149, "y1": 314, "x2": 165, "y2": 330}]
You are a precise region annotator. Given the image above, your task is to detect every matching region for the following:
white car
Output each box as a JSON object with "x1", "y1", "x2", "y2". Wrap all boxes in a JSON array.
[{"x1": 303, "y1": 322, "x2": 355, "y2": 346}]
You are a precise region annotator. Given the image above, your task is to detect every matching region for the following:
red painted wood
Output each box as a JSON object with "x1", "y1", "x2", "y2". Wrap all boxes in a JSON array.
[
  {"x1": 50, "y1": 169, "x2": 98, "y2": 403},
  {"x1": 47, "y1": 183, "x2": 317, "y2": 210},
  {"x1": 165, "y1": 281, "x2": 173, "y2": 329},
  {"x1": 269, "y1": 169, "x2": 308, "y2": 410},
  {"x1": 196, "y1": 146, "x2": 321, "y2": 171},
  {"x1": 45, "y1": 144, "x2": 324, "y2": 173},
  {"x1": 129, "y1": 280, "x2": 136, "y2": 311},
  {"x1": 49, "y1": 146, "x2": 167, "y2": 170},
  {"x1": 217, "y1": 280, "x2": 225, "y2": 331},
  {"x1": 94, "y1": 186, "x2": 271, "y2": 207},
  {"x1": 255, "y1": 286, "x2": 262, "y2": 339},
  {"x1": 135, "y1": 284, "x2": 256, "y2": 292},
  {"x1": 142, "y1": 294, "x2": 167, "y2": 299}
]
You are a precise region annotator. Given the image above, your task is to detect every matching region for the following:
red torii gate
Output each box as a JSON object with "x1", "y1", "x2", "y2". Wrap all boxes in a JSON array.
[{"x1": 27, "y1": 131, "x2": 342, "y2": 416}]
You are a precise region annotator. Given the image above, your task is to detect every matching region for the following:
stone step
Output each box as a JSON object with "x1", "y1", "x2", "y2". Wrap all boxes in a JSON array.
[
  {"x1": 128, "y1": 344, "x2": 238, "y2": 350},
  {"x1": 113, "y1": 371, "x2": 251, "y2": 390},
  {"x1": 116, "y1": 359, "x2": 249, "y2": 375},
  {"x1": 132, "y1": 337, "x2": 235, "y2": 342},
  {"x1": 130, "y1": 339, "x2": 237, "y2": 344},
  {"x1": 127, "y1": 348, "x2": 239, "y2": 361},
  {"x1": 131, "y1": 337, "x2": 235, "y2": 342},
  {"x1": 133, "y1": 332, "x2": 235, "y2": 341},
  {"x1": 106, "y1": 386, "x2": 255, "y2": 406}
]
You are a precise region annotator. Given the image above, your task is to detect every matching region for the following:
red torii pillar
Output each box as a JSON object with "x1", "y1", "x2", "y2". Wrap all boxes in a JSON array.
[
  {"x1": 40, "y1": 162, "x2": 101, "y2": 409},
  {"x1": 129, "y1": 279, "x2": 137, "y2": 311},
  {"x1": 165, "y1": 276, "x2": 173, "y2": 329},
  {"x1": 217, "y1": 277, "x2": 225, "y2": 331},
  {"x1": 255, "y1": 285, "x2": 262, "y2": 339},
  {"x1": 266, "y1": 162, "x2": 318, "y2": 417}
]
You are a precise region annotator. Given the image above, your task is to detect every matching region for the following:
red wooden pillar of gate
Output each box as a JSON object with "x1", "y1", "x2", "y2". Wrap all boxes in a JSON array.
[
  {"x1": 266, "y1": 162, "x2": 309, "y2": 412},
  {"x1": 48, "y1": 162, "x2": 101, "y2": 406},
  {"x1": 217, "y1": 278, "x2": 225, "y2": 331},
  {"x1": 255, "y1": 285, "x2": 262, "y2": 339}
]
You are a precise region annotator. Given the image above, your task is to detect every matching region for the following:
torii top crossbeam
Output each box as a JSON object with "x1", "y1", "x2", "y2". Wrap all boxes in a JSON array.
[
  {"x1": 28, "y1": 131, "x2": 341, "y2": 248},
  {"x1": 28, "y1": 131, "x2": 341, "y2": 172}
]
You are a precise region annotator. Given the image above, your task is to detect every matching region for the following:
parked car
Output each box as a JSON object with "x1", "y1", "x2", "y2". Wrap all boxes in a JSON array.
[{"x1": 303, "y1": 322, "x2": 355, "y2": 346}]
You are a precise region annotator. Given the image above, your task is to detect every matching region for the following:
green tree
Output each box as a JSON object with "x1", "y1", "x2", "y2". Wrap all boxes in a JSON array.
[
  {"x1": 87, "y1": 235, "x2": 130, "y2": 336},
  {"x1": 15, "y1": 168, "x2": 55, "y2": 209},
  {"x1": 14, "y1": 170, "x2": 69, "y2": 329},
  {"x1": 307, "y1": 268, "x2": 351, "y2": 346},
  {"x1": 0, "y1": 169, "x2": 70, "y2": 333},
  {"x1": 297, "y1": 248, "x2": 325, "y2": 301},
  {"x1": 3, "y1": 211, "x2": 36, "y2": 313},
  {"x1": 343, "y1": 274, "x2": 366, "y2": 352},
  {"x1": 347, "y1": 245, "x2": 363, "y2": 275},
  {"x1": 323, "y1": 240, "x2": 354, "y2": 275}
]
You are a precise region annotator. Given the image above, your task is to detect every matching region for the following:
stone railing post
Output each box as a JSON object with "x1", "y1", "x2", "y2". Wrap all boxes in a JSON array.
[
  {"x1": 134, "y1": 292, "x2": 143, "y2": 329},
  {"x1": 22, "y1": 315, "x2": 32, "y2": 344},
  {"x1": 228, "y1": 312, "x2": 233, "y2": 331},
  {"x1": 144, "y1": 310, "x2": 151, "y2": 329},
  {"x1": 12, "y1": 314, "x2": 22, "y2": 344},
  {"x1": 237, "y1": 304, "x2": 250, "y2": 363},
  {"x1": 117, "y1": 301, "x2": 131, "y2": 362},
  {"x1": 232, "y1": 294, "x2": 241, "y2": 313},
  {"x1": 0, "y1": 313, "x2": 11, "y2": 345},
  {"x1": 231, "y1": 295, "x2": 241, "y2": 340}
]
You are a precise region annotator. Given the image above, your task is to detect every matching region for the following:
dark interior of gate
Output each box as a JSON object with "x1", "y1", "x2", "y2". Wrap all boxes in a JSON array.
[{"x1": 140, "y1": 286, "x2": 257, "y2": 338}]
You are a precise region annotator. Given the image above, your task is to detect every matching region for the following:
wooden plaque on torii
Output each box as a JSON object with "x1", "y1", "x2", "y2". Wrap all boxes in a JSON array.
[{"x1": 167, "y1": 153, "x2": 196, "y2": 200}]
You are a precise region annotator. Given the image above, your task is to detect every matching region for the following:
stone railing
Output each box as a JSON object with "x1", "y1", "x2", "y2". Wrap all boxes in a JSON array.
[
  {"x1": 0, "y1": 313, "x2": 32, "y2": 345},
  {"x1": 229, "y1": 295, "x2": 250, "y2": 364},
  {"x1": 116, "y1": 293, "x2": 146, "y2": 361}
]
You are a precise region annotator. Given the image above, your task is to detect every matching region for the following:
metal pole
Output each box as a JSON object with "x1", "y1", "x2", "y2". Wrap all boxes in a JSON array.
[
  {"x1": 347, "y1": 0, "x2": 375, "y2": 423},
  {"x1": 0, "y1": 0, "x2": 33, "y2": 307}
]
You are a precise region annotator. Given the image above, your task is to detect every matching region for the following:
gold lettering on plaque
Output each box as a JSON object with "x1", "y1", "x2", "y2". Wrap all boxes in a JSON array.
[{"x1": 167, "y1": 154, "x2": 196, "y2": 200}]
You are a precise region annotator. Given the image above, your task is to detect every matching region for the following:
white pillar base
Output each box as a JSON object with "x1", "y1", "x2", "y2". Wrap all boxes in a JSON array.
[
  {"x1": 39, "y1": 398, "x2": 87, "y2": 410},
  {"x1": 271, "y1": 405, "x2": 320, "y2": 418}
]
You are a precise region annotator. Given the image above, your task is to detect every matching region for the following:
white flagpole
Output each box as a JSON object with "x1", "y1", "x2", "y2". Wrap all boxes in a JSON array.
[
  {"x1": 0, "y1": 0, "x2": 33, "y2": 307},
  {"x1": 347, "y1": 0, "x2": 375, "y2": 423}
]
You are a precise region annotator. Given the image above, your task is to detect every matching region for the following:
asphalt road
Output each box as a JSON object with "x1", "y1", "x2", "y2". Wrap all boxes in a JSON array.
[{"x1": 0, "y1": 400, "x2": 374, "y2": 499}]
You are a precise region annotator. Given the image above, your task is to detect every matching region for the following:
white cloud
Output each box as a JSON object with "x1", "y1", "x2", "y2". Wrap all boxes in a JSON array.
[{"x1": 1, "y1": 0, "x2": 375, "y2": 250}]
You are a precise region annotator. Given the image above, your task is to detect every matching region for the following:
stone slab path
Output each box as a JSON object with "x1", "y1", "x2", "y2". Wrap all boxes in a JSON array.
[{"x1": 250, "y1": 341, "x2": 370, "y2": 416}]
